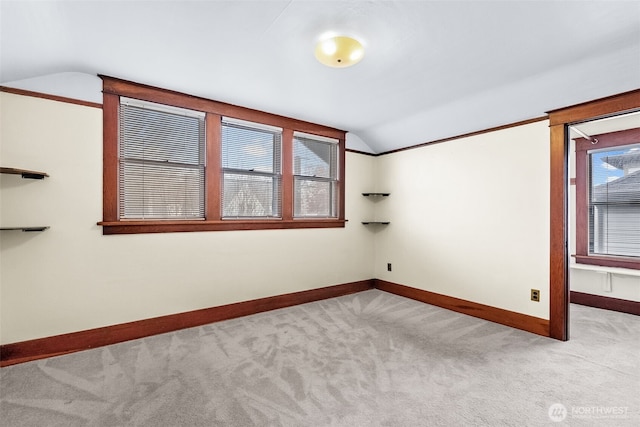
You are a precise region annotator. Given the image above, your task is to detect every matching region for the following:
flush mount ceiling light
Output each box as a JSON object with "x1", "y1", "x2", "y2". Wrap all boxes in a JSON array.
[{"x1": 315, "y1": 35, "x2": 365, "y2": 68}]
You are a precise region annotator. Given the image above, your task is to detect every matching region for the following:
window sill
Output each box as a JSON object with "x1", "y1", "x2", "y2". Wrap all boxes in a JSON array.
[
  {"x1": 98, "y1": 219, "x2": 346, "y2": 235},
  {"x1": 570, "y1": 262, "x2": 640, "y2": 277},
  {"x1": 573, "y1": 254, "x2": 640, "y2": 271}
]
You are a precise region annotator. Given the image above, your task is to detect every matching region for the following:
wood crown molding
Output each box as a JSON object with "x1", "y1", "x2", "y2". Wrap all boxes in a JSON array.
[
  {"x1": 377, "y1": 116, "x2": 549, "y2": 156},
  {"x1": 346, "y1": 148, "x2": 377, "y2": 156},
  {"x1": 374, "y1": 279, "x2": 550, "y2": 337},
  {"x1": 0, "y1": 86, "x2": 102, "y2": 109},
  {"x1": 0, "y1": 280, "x2": 373, "y2": 367}
]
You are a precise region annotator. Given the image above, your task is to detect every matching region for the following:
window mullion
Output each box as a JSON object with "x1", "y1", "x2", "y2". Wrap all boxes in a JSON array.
[
  {"x1": 206, "y1": 113, "x2": 222, "y2": 220},
  {"x1": 282, "y1": 128, "x2": 293, "y2": 220}
]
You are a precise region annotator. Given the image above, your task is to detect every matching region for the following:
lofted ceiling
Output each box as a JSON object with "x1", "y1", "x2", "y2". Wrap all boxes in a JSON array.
[{"x1": 1, "y1": 0, "x2": 639, "y2": 154}]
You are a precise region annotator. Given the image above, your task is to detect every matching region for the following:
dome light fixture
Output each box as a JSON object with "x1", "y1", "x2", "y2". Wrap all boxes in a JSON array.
[{"x1": 315, "y1": 35, "x2": 365, "y2": 68}]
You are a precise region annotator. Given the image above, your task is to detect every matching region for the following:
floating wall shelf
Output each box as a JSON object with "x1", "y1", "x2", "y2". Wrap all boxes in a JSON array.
[
  {"x1": 0, "y1": 226, "x2": 50, "y2": 232},
  {"x1": 1, "y1": 167, "x2": 50, "y2": 231},
  {"x1": 362, "y1": 192, "x2": 391, "y2": 226},
  {"x1": 0, "y1": 167, "x2": 49, "y2": 180},
  {"x1": 362, "y1": 192, "x2": 390, "y2": 197}
]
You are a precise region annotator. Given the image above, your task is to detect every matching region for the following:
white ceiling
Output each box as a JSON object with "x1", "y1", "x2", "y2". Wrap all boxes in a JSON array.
[{"x1": 1, "y1": 0, "x2": 639, "y2": 154}]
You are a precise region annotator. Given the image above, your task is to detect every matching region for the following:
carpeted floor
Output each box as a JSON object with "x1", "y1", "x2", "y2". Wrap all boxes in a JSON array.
[{"x1": 1, "y1": 289, "x2": 638, "y2": 426}]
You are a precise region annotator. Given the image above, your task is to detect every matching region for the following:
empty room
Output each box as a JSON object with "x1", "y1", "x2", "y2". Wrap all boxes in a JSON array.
[{"x1": 1, "y1": 1, "x2": 639, "y2": 425}]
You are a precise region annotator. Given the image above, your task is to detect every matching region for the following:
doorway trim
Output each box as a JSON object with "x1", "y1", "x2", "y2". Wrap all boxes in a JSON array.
[{"x1": 547, "y1": 88, "x2": 640, "y2": 340}]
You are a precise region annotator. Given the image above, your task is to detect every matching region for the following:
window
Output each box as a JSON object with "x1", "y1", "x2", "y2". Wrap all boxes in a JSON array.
[
  {"x1": 119, "y1": 98, "x2": 205, "y2": 219},
  {"x1": 293, "y1": 132, "x2": 339, "y2": 218},
  {"x1": 222, "y1": 118, "x2": 282, "y2": 218},
  {"x1": 575, "y1": 127, "x2": 640, "y2": 269},
  {"x1": 99, "y1": 76, "x2": 345, "y2": 234}
]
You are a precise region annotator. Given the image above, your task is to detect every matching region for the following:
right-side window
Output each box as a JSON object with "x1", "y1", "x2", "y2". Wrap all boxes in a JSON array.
[
  {"x1": 575, "y1": 128, "x2": 640, "y2": 269},
  {"x1": 293, "y1": 132, "x2": 339, "y2": 218},
  {"x1": 588, "y1": 144, "x2": 640, "y2": 258}
]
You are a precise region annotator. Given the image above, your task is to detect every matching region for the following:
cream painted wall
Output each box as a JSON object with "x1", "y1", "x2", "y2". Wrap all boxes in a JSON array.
[
  {"x1": 568, "y1": 140, "x2": 640, "y2": 302},
  {"x1": 373, "y1": 120, "x2": 551, "y2": 319},
  {"x1": 0, "y1": 92, "x2": 376, "y2": 344}
]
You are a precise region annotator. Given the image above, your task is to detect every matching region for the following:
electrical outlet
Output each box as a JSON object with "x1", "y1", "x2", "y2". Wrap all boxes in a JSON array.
[
  {"x1": 387, "y1": 263, "x2": 392, "y2": 272},
  {"x1": 531, "y1": 289, "x2": 540, "y2": 302}
]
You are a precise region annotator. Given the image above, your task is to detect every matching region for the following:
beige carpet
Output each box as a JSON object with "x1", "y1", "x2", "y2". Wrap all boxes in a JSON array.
[{"x1": 1, "y1": 289, "x2": 638, "y2": 426}]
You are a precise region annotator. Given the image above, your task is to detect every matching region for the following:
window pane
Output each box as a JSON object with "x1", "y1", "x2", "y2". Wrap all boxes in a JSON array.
[
  {"x1": 293, "y1": 136, "x2": 337, "y2": 178},
  {"x1": 589, "y1": 144, "x2": 640, "y2": 257},
  {"x1": 222, "y1": 122, "x2": 280, "y2": 173},
  {"x1": 223, "y1": 173, "x2": 281, "y2": 217},
  {"x1": 120, "y1": 162, "x2": 205, "y2": 219},
  {"x1": 119, "y1": 103, "x2": 205, "y2": 219},
  {"x1": 294, "y1": 177, "x2": 336, "y2": 218}
]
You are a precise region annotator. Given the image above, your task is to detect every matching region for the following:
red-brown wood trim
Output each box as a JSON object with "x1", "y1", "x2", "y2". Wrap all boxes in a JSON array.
[
  {"x1": 346, "y1": 148, "x2": 376, "y2": 156},
  {"x1": 0, "y1": 86, "x2": 103, "y2": 109},
  {"x1": 100, "y1": 75, "x2": 345, "y2": 139},
  {"x1": 573, "y1": 255, "x2": 640, "y2": 270},
  {"x1": 98, "y1": 219, "x2": 347, "y2": 234},
  {"x1": 377, "y1": 116, "x2": 549, "y2": 156},
  {"x1": 548, "y1": 88, "x2": 640, "y2": 341},
  {"x1": 549, "y1": 123, "x2": 569, "y2": 341},
  {"x1": 206, "y1": 114, "x2": 222, "y2": 220},
  {"x1": 338, "y1": 136, "x2": 346, "y2": 220},
  {"x1": 547, "y1": 88, "x2": 640, "y2": 126},
  {"x1": 0, "y1": 280, "x2": 374, "y2": 367},
  {"x1": 281, "y1": 129, "x2": 294, "y2": 220},
  {"x1": 100, "y1": 75, "x2": 347, "y2": 233},
  {"x1": 574, "y1": 128, "x2": 640, "y2": 152},
  {"x1": 102, "y1": 93, "x2": 119, "y2": 222},
  {"x1": 374, "y1": 280, "x2": 550, "y2": 337},
  {"x1": 575, "y1": 138, "x2": 588, "y2": 262},
  {"x1": 570, "y1": 291, "x2": 640, "y2": 316}
]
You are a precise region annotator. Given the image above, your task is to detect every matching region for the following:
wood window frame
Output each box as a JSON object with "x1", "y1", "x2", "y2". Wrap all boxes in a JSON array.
[
  {"x1": 547, "y1": 88, "x2": 640, "y2": 341},
  {"x1": 574, "y1": 128, "x2": 640, "y2": 270},
  {"x1": 98, "y1": 76, "x2": 346, "y2": 235}
]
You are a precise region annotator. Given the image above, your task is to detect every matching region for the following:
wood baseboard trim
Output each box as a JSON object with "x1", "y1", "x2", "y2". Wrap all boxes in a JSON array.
[
  {"x1": 374, "y1": 279, "x2": 550, "y2": 337},
  {"x1": 0, "y1": 280, "x2": 373, "y2": 367},
  {"x1": 570, "y1": 291, "x2": 640, "y2": 316}
]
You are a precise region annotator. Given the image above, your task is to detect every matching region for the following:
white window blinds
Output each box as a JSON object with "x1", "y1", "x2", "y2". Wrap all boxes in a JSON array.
[
  {"x1": 293, "y1": 132, "x2": 338, "y2": 218},
  {"x1": 222, "y1": 118, "x2": 282, "y2": 218},
  {"x1": 119, "y1": 98, "x2": 206, "y2": 219},
  {"x1": 588, "y1": 143, "x2": 640, "y2": 257}
]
